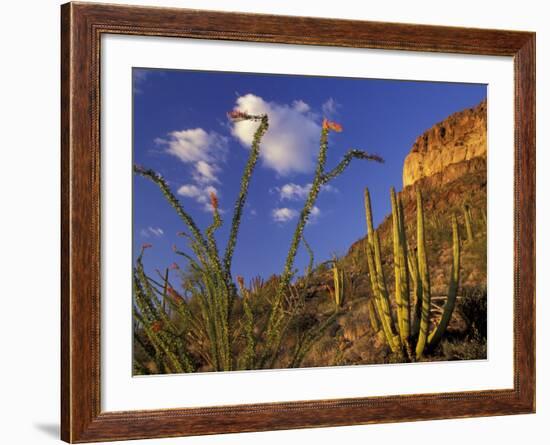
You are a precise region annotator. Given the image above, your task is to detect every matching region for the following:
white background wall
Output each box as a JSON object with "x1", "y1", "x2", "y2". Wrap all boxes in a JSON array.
[{"x1": 0, "y1": 0, "x2": 546, "y2": 444}]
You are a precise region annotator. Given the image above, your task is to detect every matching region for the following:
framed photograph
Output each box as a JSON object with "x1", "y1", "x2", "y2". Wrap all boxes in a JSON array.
[{"x1": 61, "y1": 2, "x2": 535, "y2": 442}]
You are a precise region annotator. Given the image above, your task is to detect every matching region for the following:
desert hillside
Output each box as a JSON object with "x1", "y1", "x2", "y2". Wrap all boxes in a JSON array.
[
  {"x1": 134, "y1": 99, "x2": 489, "y2": 373},
  {"x1": 280, "y1": 99, "x2": 488, "y2": 368}
]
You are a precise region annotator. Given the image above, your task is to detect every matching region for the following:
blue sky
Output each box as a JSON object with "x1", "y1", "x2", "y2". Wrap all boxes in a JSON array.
[{"x1": 133, "y1": 68, "x2": 486, "y2": 282}]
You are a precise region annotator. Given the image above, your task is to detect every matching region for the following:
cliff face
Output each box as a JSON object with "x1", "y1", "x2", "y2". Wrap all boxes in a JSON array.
[
  {"x1": 402, "y1": 99, "x2": 487, "y2": 187},
  {"x1": 347, "y1": 97, "x2": 487, "y2": 295}
]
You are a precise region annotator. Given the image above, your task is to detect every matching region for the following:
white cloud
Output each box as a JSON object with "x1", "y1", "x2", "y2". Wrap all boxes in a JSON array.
[
  {"x1": 133, "y1": 69, "x2": 150, "y2": 94},
  {"x1": 156, "y1": 127, "x2": 227, "y2": 210},
  {"x1": 278, "y1": 183, "x2": 311, "y2": 201},
  {"x1": 322, "y1": 98, "x2": 341, "y2": 117},
  {"x1": 177, "y1": 184, "x2": 219, "y2": 213},
  {"x1": 309, "y1": 206, "x2": 321, "y2": 224},
  {"x1": 192, "y1": 160, "x2": 220, "y2": 184},
  {"x1": 158, "y1": 128, "x2": 227, "y2": 165},
  {"x1": 292, "y1": 100, "x2": 311, "y2": 113},
  {"x1": 272, "y1": 207, "x2": 299, "y2": 223},
  {"x1": 272, "y1": 182, "x2": 338, "y2": 201},
  {"x1": 230, "y1": 94, "x2": 321, "y2": 176},
  {"x1": 177, "y1": 184, "x2": 202, "y2": 198},
  {"x1": 140, "y1": 226, "x2": 164, "y2": 238}
]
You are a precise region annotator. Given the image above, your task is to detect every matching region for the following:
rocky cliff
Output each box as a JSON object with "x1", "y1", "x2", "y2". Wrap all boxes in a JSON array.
[{"x1": 402, "y1": 99, "x2": 486, "y2": 187}]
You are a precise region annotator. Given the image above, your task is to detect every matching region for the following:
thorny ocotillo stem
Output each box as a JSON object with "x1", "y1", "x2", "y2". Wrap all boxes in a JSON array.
[
  {"x1": 322, "y1": 149, "x2": 384, "y2": 184},
  {"x1": 133, "y1": 165, "x2": 209, "y2": 254},
  {"x1": 223, "y1": 114, "x2": 269, "y2": 280},
  {"x1": 263, "y1": 121, "x2": 385, "y2": 362},
  {"x1": 265, "y1": 125, "x2": 331, "y2": 346},
  {"x1": 302, "y1": 235, "x2": 315, "y2": 275}
]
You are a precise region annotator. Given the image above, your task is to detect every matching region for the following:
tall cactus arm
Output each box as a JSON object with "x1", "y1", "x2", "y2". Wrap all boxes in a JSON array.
[
  {"x1": 364, "y1": 187, "x2": 399, "y2": 351},
  {"x1": 390, "y1": 188, "x2": 404, "y2": 336},
  {"x1": 367, "y1": 299, "x2": 381, "y2": 332},
  {"x1": 364, "y1": 188, "x2": 376, "y2": 246},
  {"x1": 428, "y1": 214, "x2": 461, "y2": 348},
  {"x1": 408, "y1": 248, "x2": 423, "y2": 338},
  {"x1": 463, "y1": 203, "x2": 474, "y2": 242},
  {"x1": 332, "y1": 263, "x2": 341, "y2": 306},
  {"x1": 415, "y1": 188, "x2": 432, "y2": 360},
  {"x1": 365, "y1": 242, "x2": 399, "y2": 353},
  {"x1": 391, "y1": 187, "x2": 410, "y2": 345},
  {"x1": 397, "y1": 194, "x2": 411, "y2": 339}
]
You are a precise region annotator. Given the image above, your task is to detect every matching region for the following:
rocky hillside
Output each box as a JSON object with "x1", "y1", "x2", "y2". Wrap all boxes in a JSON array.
[{"x1": 288, "y1": 99, "x2": 488, "y2": 368}]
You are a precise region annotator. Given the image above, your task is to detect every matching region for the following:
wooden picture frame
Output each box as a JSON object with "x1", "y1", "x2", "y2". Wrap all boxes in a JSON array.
[{"x1": 61, "y1": 2, "x2": 535, "y2": 442}]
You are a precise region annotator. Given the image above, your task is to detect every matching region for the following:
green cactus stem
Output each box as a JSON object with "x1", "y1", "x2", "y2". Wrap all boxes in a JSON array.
[
  {"x1": 463, "y1": 203, "x2": 474, "y2": 242},
  {"x1": 415, "y1": 188, "x2": 432, "y2": 360},
  {"x1": 367, "y1": 299, "x2": 381, "y2": 333},
  {"x1": 364, "y1": 188, "x2": 400, "y2": 353},
  {"x1": 428, "y1": 214, "x2": 460, "y2": 348},
  {"x1": 408, "y1": 248, "x2": 423, "y2": 338},
  {"x1": 391, "y1": 187, "x2": 410, "y2": 346},
  {"x1": 331, "y1": 261, "x2": 344, "y2": 307}
]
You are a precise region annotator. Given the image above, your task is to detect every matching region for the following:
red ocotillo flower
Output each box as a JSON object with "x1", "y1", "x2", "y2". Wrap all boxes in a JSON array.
[
  {"x1": 227, "y1": 110, "x2": 251, "y2": 122},
  {"x1": 169, "y1": 262, "x2": 179, "y2": 270},
  {"x1": 227, "y1": 109, "x2": 265, "y2": 122},
  {"x1": 322, "y1": 118, "x2": 343, "y2": 133},
  {"x1": 366, "y1": 153, "x2": 385, "y2": 163},
  {"x1": 167, "y1": 286, "x2": 184, "y2": 304},
  {"x1": 142, "y1": 243, "x2": 153, "y2": 250},
  {"x1": 209, "y1": 191, "x2": 219, "y2": 211},
  {"x1": 236, "y1": 275, "x2": 245, "y2": 290},
  {"x1": 151, "y1": 320, "x2": 163, "y2": 333}
]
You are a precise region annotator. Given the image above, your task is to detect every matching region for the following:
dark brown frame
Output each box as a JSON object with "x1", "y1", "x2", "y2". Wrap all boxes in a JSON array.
[{"x1": 61, "y1": 1, "x2": 536, "y2": 442}]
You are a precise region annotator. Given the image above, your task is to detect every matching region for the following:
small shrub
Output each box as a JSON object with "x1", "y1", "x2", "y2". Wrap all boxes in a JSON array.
[{"x1": 457, "y1": 286, "x2": 487, "y2": 340}]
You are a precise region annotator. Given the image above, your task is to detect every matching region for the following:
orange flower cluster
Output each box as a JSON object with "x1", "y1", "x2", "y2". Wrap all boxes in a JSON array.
[
  {"x1": 236, "y1": 275, "x2": 245, "y2": 290},
  {"x1": 151, "y1": 320, "x2": 163, "y2": 333},
  {"x1": 167, "y1": 286, "x2": 184, "y2": 304},
  {"x1": 227, "y1": 110, "x2": 251, "y2": 121},
  {"x1": 209, "y1": 191, "x2": 219, "y2": 211},
  {"x1": 322, "y1": 118, "x2": 343, "y2": 133}
]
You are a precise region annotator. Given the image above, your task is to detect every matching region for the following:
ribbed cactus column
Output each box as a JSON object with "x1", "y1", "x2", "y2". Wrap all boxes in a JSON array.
[
  {"x1": 463, "y1": 203, "x2": 474, "y2": 242},
  {"x1": 408, "y1": 248, "x2": 423, "y2": 338},
  {"x1": 332, "y1": 262, "x2": 344, "y2": 307},
  {"x1": 428, "y1": 214, "x2": 460, "y2": 347},
  {"x1": 415, "y1": 189, "x2": 432, "y2": 360},
  {"x1": 364, "y1": 188, "x2": 399, "y2": 353},
  {"x1": 390, "y1": 187, "x2": 410, "y2": 347}
]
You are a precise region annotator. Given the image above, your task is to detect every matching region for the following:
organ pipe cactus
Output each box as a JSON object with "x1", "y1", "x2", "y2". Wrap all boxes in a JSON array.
[
  {"x1": 463, "y1": 203, "x2": 474, "y2": 242},
  {"x1": 364, "y1": 187, "x2": 460, "y2": 361},
  {"x1": 329, "y1": 260, "x2": 345, "y2": 307}
]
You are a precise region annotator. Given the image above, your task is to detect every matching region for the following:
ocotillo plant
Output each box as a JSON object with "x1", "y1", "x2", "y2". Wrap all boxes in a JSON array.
[
  {"x1": 364, "y1": 187, "x2": 461, "y2": 361},
  {"x1": 134, "y1": 112, "x2": 384, "y2": 373},
  {"x1": 259, "y1": 118, "x2": 384, "y2": 368},
  {"x1": 134, "y1": 111, "x2": 268, "y2": 372}
]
